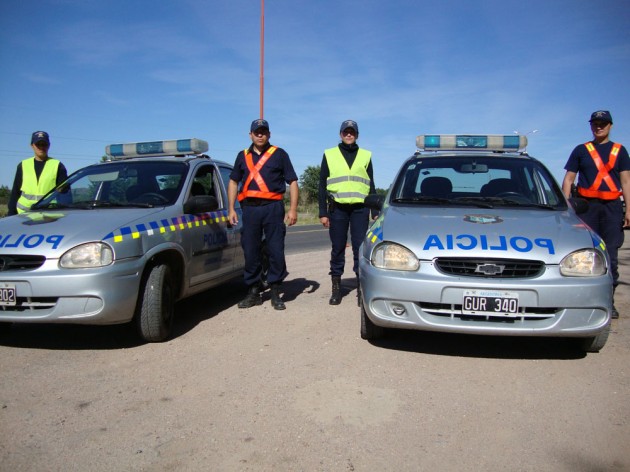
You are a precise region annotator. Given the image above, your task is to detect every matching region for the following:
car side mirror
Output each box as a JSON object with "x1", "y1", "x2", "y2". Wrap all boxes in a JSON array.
[
  {"x1": 568, "y1": 197, "x2": 589, "y2": 214},
  {"x1": 184, "y1": 195, "x2": 219, "y2": 214},
  {"x1": 364, "y1": 194, "x2": 385, "y2": 211}
]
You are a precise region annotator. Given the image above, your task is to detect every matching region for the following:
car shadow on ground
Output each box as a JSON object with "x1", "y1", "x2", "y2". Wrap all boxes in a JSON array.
[
  {"x1": 0, "y1": 276, "x2": 322, "y2": 350},
  {"x1": 368, "y1": 329, "x2": 590, "y2": 360},
  {"x1": 0, "y1": 279, "x2": 249, "y2": 350}
]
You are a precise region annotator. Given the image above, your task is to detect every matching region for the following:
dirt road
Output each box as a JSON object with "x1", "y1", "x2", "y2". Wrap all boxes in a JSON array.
[{"x1": 1, "y1": 239, "x2": 629, "y2": 471}]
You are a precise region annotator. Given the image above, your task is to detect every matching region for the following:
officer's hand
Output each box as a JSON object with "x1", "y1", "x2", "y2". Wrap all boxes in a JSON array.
[
  {"x1": 285, "y1": 209, "x2": 298, "y2": 226},
  {"x1": 320, "y1": 217, "x2": 330, "y2": 228},
  {"x1": 228, "y1": 210, "x2": 238, "y2": 226}
]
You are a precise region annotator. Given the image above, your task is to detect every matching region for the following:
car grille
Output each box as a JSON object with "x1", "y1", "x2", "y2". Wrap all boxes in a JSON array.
[
  {"x1": 435, "y1": 257, "x2": 545, "y2": 278},
  {"x1": 420, "y1": 302, "x2": 557, "y2": 321},
  {"x1": 0, "y1": 255, "x2": 47, "y2": 271},
  {"x1": 0, "y1": 297, "x2": 57, "y2": 311}
]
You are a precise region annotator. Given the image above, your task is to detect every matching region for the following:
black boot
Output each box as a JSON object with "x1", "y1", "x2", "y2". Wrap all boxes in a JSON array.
[
  {"x1": 612, "y1": 286, "x2": 619, "y2": 319},
  {"x1": 270, "y1": 283, "x2": 286, "y2": 310},
  {"x1": 356, "y1": 274, "x2": 361, "y2": 307},
  {"x1": 329, "y1": 276, "x2": 341, "y2": 305},
  {"x1": 238, "y1": 284, "x2": 262, "y2": 309}
]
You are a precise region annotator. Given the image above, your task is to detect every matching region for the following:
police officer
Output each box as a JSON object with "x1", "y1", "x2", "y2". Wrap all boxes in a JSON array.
[
  {"x1": 562, "y1": 110, "x2": 630, "y2": 319},
  {"x1": 319, "y1": 120, "x2": 376, "y2": 305},
  {"x1": 8, "y1": 131, "x2": 68, "y2": 216},
  {"x1": 228, "y1": 119, "x2": 299, "y2": 310}
]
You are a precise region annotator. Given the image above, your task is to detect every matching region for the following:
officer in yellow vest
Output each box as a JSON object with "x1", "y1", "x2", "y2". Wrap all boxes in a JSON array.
[
  {"x1": 562, "y1": 110, "x2": 630, "y2": 319},
  {"x1": 8, "y1": 131, "x2": 68, "y2": 216},
  {"x1": 319, "y1": 120, "x2": 376, "y2": 305}
]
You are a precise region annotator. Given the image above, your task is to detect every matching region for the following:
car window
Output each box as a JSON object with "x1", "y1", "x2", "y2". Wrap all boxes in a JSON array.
[
  {"x1": 219, "y1": 165, "x2": 239, "y2": 209},
  {"x1": 391, "y1": 156, "x2": 566, "y2": 208},
  {"x1": 37, "y1": 161, "x2": 188, "y2": 209}
]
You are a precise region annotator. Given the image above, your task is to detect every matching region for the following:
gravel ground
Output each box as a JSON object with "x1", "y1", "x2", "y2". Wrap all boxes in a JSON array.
[{"x1": 1, "y1": 240, "x2": 629, "y2": 472}]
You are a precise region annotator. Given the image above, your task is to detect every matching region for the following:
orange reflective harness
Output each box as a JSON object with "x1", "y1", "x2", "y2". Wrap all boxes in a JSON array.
[
  {"x1": 237, "y1": 146, "x2": 283, "y2": 201},
  {"x1": 577, "y1": 142, "x2": 622, "y2": 200}
]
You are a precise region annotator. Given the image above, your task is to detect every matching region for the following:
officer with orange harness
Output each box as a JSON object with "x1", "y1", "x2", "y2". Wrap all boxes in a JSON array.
[
  {"x1": 228, "y1": 119, "x2": 299, "y2": 310},
  {"x1": 562, "y1": 110, "x2": 630, "y2": 319}
]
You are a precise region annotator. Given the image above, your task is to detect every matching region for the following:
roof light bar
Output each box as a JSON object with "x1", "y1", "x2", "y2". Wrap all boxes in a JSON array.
[
  {"x1": 416, "y1": 134, "x2": 528, "y2": 151},
  {"x1": 105, "y1": 138, "x2": 209, "y2": 158}
]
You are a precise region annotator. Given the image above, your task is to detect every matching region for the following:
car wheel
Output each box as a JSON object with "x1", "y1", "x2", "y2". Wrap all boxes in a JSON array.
[
  {"x1": 360, "y1": 299, "x2": 384, "y2": 340},
  {"x1": 579, "y1": 322, "x2": 611, "y2": 353},
  {"x1": 137, "y1": 264, "x2": 174, "y2": 342}
]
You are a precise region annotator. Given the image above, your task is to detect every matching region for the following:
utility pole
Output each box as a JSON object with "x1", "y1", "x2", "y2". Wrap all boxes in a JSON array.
[{"x1": 260, "y1": 0, "x2": 265, "y2": 119}]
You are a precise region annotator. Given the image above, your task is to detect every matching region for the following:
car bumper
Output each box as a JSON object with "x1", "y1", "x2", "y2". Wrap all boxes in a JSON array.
[
  {"x1": 0, "y1": 258, "x2": 143, "y2": 325},
  {"x1": 359, "y1": 258, "x2": 612, "y2": 338}
]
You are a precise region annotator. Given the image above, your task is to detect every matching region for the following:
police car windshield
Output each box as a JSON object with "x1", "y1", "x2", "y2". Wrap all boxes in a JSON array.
[
  {"x1": 390, "y1": 155, "x2": 567, "y2": 209},
  {"x1": 35, "y1": 161, "x2": 188, "y2": 209}
]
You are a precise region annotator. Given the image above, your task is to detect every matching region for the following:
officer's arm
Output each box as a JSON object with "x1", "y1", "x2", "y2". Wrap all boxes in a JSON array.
[
  {"x1": 285, "y1": 181, "x2": 299, "y2": 226},
  {"x1": 561, "y1": 171, "x2": 577, "y2": 199},
  {"x1": 227, "y1": 179, "x2": 239, "y2": 225},
  {"x1": 7, "y1": 164, "x2": 22, "y2": 216},
  {"x1": 620, "y1": 170, "x2": 630, "y2": 228}
]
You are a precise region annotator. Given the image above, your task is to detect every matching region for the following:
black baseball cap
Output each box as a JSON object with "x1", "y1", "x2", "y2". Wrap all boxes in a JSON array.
[
  {"x1": 340, "y1": 120, "x2": 359, "y2": 135},
  {"x1": 250, "y1": 119, "x2": 270, "y2": 132},
  {"x1": 589, "y1": 110, "x2": 613, "y2": 124},
  {"x1": 31, "y1": 131, "x2": 50, "y2": 145}
]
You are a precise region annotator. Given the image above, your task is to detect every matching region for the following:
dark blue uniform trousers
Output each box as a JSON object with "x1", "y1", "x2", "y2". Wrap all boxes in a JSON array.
[
  {"x1": 328, "y1": 203, "x2": 369, "y2": 277},
  {"x1": 241, "y1": 200, "x2": 287, "y2": 287},
  {"x1": 580, "y1": 198, "x2": 624, "y2": 287}
]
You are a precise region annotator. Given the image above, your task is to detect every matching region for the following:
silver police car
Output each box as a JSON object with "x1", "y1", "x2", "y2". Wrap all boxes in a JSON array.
[
  {"x1": 360, "y1": 134, "x2": 613, "y2": 353},
  {"x1": 0, "y1": 139, "x2": 244, "y2": 342}
]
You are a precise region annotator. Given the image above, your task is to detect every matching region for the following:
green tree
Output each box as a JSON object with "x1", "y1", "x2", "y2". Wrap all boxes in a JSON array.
[{"x1": 299, "y1": 165, "x2": 320, "y2": 204}]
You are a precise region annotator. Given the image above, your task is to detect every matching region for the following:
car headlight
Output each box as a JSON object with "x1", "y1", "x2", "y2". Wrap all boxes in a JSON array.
[
  {"x1": 60, "y1": 242, "x2": 114, "y2": 268},
  {"x1": 371, "y1": 242, "x2": 419, "y2": 271},
  {"x1": 560, "y1": 249, "x2": 606, "y2": 276}
]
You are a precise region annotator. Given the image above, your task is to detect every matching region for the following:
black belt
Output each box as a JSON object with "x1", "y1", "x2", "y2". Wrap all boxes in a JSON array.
[{"x1": 241, "y1": 198, "x2": 278, "y2": 207}]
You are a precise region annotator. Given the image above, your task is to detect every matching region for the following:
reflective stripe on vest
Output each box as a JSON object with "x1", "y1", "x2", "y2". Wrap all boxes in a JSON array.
[
  {"x1": 577, "y1": 142, "x2": 623, "y2": 200},
  {"x1": 237, "y1": 146, "x2": 283, "y2": 201},
  {"x1": 17, "y1": 157, "x2": 60, "y2": 213},
  {"x1": 324, "y1": 147, "x2": 371, "y2": 204}
]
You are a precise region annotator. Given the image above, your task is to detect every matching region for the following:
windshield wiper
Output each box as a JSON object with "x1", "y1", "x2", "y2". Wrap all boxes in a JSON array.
[
  {"x1": 392, "y1": 196, "x2": 450, "y2": 204},
  {"x1": 67, "y1": 201, "x2": 154, "y2": 209},
  {"x1": 451, "y1": 197, "x2": 497, "y2": 208},
  {"x1": 30, "y1": 202, "x2": 72, "y2": 210}
]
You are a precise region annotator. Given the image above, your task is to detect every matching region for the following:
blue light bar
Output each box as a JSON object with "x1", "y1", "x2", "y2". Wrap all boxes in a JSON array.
[
  {"x1": 105, "y1": 138, "x2": 209, "y2": 158},
  {"x1": 416, "y1": 134, "x2": 527, "y2": 151}
]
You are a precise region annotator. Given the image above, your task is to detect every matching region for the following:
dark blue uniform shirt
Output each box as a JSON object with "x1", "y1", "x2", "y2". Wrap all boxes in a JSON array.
[
  {"x1": 230, "y1": 143, "x2": 298, "y2": 197},
  {"x1": 564, "y1": 141, "x2": 630, "y2": 192}
]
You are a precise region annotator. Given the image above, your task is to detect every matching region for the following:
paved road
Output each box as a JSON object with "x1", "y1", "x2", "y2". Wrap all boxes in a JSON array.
[
  {"x1": 1, "y1": 235, "x2": 629, "y2": 471},
  {"x1": 286, "y1": 224, "x2": 329, "y2": 255}
]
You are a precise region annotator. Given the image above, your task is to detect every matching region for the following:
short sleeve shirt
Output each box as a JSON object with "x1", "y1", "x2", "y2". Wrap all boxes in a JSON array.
[
  {"x1": 230, "y1": 143, "x2": 298, "y2": 195},
  {"x1": 564, "y1": 141, "x2": 630, "y2": 192}
]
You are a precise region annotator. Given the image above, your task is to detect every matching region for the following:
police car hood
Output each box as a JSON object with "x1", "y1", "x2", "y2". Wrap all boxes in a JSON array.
[
  {"x1": 0, "y1": 208, "x2": 166, "y2": 256},
  {"x1": 376, "y1": 205, "x2": 600, "y2": 264}
]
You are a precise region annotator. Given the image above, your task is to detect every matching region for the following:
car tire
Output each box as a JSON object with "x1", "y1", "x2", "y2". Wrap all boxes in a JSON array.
[
  {"x1": 137, "y1": 264, "x2": 174, "y2": 343},
  {"x1": 360, "y1": 299, "x2": 384, "y2": 340},
  {"x1": 579, "y1": 322, "x2": 611, "y2": 353}
]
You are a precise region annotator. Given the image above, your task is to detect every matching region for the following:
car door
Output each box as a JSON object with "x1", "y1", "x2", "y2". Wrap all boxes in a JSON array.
[{"x1": 186, "y1": 163, "x2": 236, "y2": 286}]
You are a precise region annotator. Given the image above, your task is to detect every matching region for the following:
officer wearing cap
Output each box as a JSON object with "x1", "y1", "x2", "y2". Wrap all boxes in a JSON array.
[
  {"x1": 8, "y1": 131, "x2": 68, "y2": 216},
  {"x1": 228, "y1": 119, "x2": 299, "y2": 310},
  {"x1": 319, "y1": 120, "x2": 377, "y2": 305},
  {"x1": 562, "y1": 110, "x2": 630, "y2": 319}
]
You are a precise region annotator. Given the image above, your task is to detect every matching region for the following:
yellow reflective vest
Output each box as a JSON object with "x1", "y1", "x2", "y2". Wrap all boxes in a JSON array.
[
  {"x1": 16, "y1": 157, "x2": 60, "y2": 213},
  {"x1": 324, "y1": 147, "x2": 371, "y2": 204}
]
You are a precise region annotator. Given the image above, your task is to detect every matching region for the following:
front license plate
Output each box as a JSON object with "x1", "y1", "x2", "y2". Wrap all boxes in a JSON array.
[
  {"x1": 462, "y1": 290, "x2": 519, "y2": 316},
  {"x1": 0, "y1": 283, "x2": 16, "y2": 306}
]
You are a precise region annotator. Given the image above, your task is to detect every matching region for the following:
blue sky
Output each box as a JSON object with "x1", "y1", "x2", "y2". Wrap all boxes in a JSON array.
[{"x1": 1, "y1": 0, "x2": 629, "y2": 190}]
